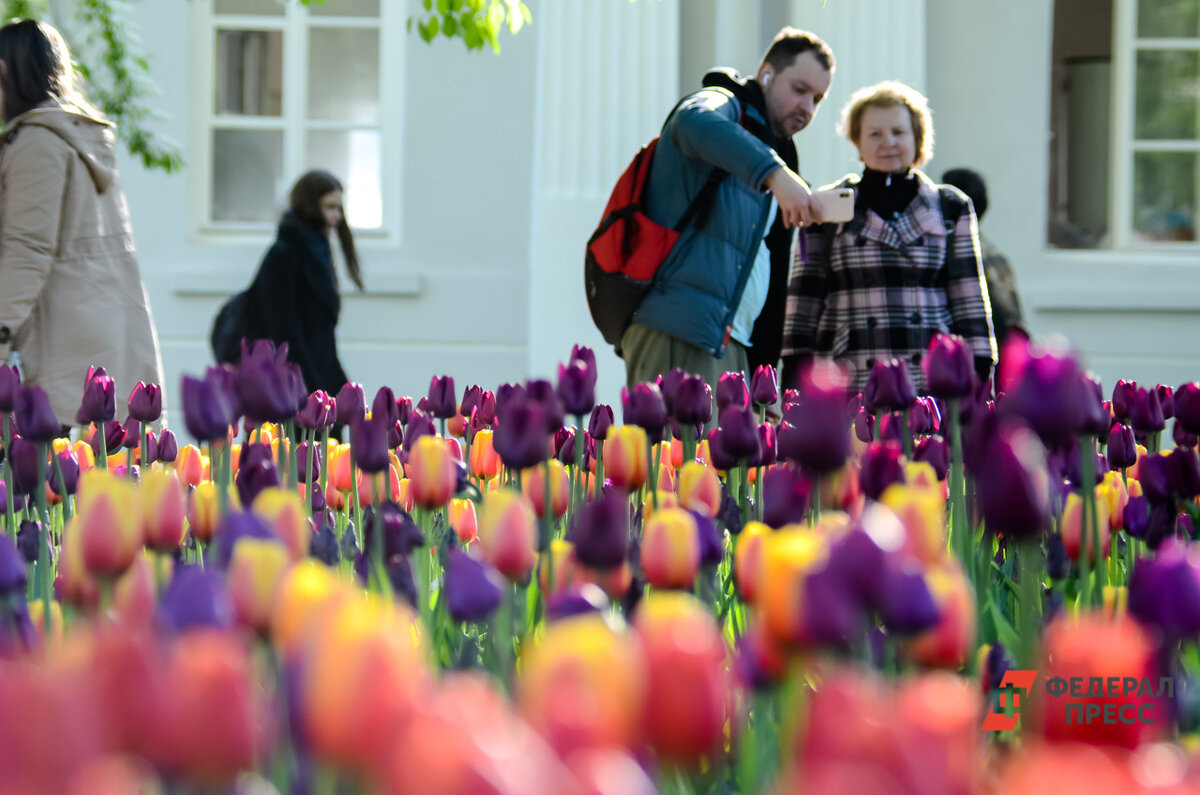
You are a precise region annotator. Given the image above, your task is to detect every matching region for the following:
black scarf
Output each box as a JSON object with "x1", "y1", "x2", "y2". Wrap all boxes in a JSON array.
[{"x1": 856, "y1": 167, "x2": 918, "y2": 220}]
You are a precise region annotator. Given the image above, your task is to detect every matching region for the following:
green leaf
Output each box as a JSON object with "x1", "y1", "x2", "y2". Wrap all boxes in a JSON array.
[
  {"x1": 423, "y1": 0, "x2": 433, "y2": 10},
  {"x1": 988, "y1": 594, "x2": 1021, "y2": 653},
  {"x1": 442, "y1": 14, "x2": 458, "y2": 37},
  {"x1": 437, "y1": 0, "x2": 450, "y2": 14}
]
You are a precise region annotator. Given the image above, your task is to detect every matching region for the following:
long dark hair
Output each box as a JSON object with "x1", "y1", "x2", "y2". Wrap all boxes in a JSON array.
[
  {"x1": 0, "y1": 19, "x2": 78, "y2": 123},
  {"x1": 288, "y1": 170, "x2": 363, "y2": 291}
]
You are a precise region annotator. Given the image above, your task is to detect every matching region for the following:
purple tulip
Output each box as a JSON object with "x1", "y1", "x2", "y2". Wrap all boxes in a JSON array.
[
  {"x1": 546, "y1": 585, "x2": 610, "y2": 622},
  {"x1": 473, "y1": 391, "x2": 496, "y2": 427},
  {"x1": 567, "y1": 492, "x2": 629, "y2": 569},
  {"x1": 673, "y1": 376, "x2": 713, "y2": 427},
  {"x1": 1003, "y1": 346, "x2": 1082, "y2": 450},
  {"x1": 621, "y1": 383, "x2": 667, "y2": 443},
  {"x1": 179, "y1": 373, "x2": 232, "y2": 443},
  {"x1": 362, "y1": 502, "x2": 424, "y2": 558},
  {"x1": 460, "y1": 384, "x2": 483, "y2": 420},
  {"x1": 495, "y1": 382, "x2": 525, "y2": 414},
  {"x1": 234, "y1": 445, "x2": 281, "y2": 508},
  {"x1": 1123, "y1": 495, "x2": 1150, "y2": 540},
  {"x1": 296, "y1": 441, "x2": 322, "y2": 481},
  {"x1": 761, "y1": 465, "x2": 810, "y2": 528},
  {"x1": 89, "y1": 419, "x2": 127, "y2": 459},
  {"x1": 588, "y1": 404, "x2": 614, "y2": 442},
  {"x1": 494, "y1": 396, "x2": 550, "y2": 470},
  {"x1": 157, "y1": 565, "x2": 234, "y2": 633},
  {"x1": 120, "y1": 415, "x2": 141, "y2": 450},
  {"x1": 350, "y1": 414, "x2": 391, "y2": 474},
  {"x1": 751, "y1": 365, "x2": 779, "y2": 408},
  {"x1": 705, "y1": 427, "x2": 739, "y2": 471},
  {"x1": 923, "y1": 333, "x2": 975, "y2": 399},
  {"x1": 0, "y1": 535, "x2": 26, "y2": 595},
  {"x1": 49, "y1": 449, "x2": 79, "y2": 497},
  {"x1": 775, "y1": 360, "x2": 850, "y2": 474},
  {"x1": 658, "y1": 367, "x2": 687, "y2": 417},
  {"x1": 1166, "y1": 448, "x2": 1200, "y2": 501},
  {"x1": 1107, "y1": 423, "x2": 1138, "y2": 470},
  {"x1": 402, "y1": 410, "x2": 436, "y2": 454},
  {"x1": 444, "y1": 549, "x2": 503, "y2": 622},
  {"x1": 715, "y1": 405, "x2": 760, "y2": 463},
  {"x1": 716, "y1": 372, "x2": 749, "y2": 413},
  {"x1": 75, "y1": 366, "x2": 116, "y2": 426},
  {"x1": 1175, "y1": 420, "x2": 1198, "y2": 450},
  {"x1": 332, "y1": 382, "x2": 365, "y2": 427},
  {"x1": 801, "y1": 561, "x2": 867, "y2": 647},
  {"x1": 854, "y1": 407, "x2": 874, "y2": 443},
  {"x1": 879, "y1": 563, "x2": 942, "y2": 634},
  {"x1": 692, "y1": 510, "x2": 722, "y2": 567},
  {"x1": 427, "y1": 375, "x2": 458, "y2": 420},
  {"x1": 557, "y1": 348, "x2": 597, "y2": 417},
  {"x1": 1145, "y1": 502, "x2": 1178, "y2": 549},
  {"x1": 234, "y1": 344, "x2": 296, "y2": 424},
  {"x1": 1074, "y1": 372, "x2": 1108, "y2": 437},
  {"x1": 1130, "y1": 386, "x2": 1165, "y2": 435},
  {"x1": 863, "y1": 358, "x2": 915, "y2": 414},
  {"x1": 7, "y1": 437, "x2": 41, "y2": 495},
  {"x1": 354, "y1": 555, "x2": 418, "y2": 609},
  {"x1": 984, "y1": 643, "x2": 1016, "y2": 695},
  {"x1": 1112, "y1": 379, "x2": 1137, "y2": 422},
  {"x1": 15, "y1": 520, "x2": 41, "y2": 565},
  {"x1": 914, "y1": 434, "x2": 949, "y2": 480},
  {"x1": 859, "y1": 441, "x2": 906, "y2": 501},
  {"x1": 296, "y1": 390, "x2": 335, "y2": 429},
  {"x1": 753, "y1": 422, "x2": 777, "y2": 468},
  {"x1": 15, "y1": 385, "x2": 60, "y2": 442},
  {"x1": 127, "y1": 381, "x2": 163, "y2": 423},
  {"x1": 310, "y1": 518, "x2": 339, "y2": 565},
  {"x1": 0, "y1": 364, "x2": 19, "y2": 413},
  {"x1": 1155, "y1": 384, "x2": 1175, "y2": 420},
  {"x1": 977, "y1": 421, "x2": 1052, "y2": 539},
  {"x1": 525, "y1": 379, "x2": 565, "y2": 429},
  {"x1": 1128, "y1": 540, "x2": 1200, "y2": 641},
  {"x1": 1176, "y1": 383, "x2": 1200, "y2": 435},
  {"x1": 155, "y1": 429, "x2": 177, "y2": 464},
  {"x1": 553, "y1": 426, "x2": 575, "y2": 461},
  {"x1": 909, "y1": 396, "x2": 941, "y2": 436},
  {"x1": 212, "y1": 511, "x2": 280, "y2": 570},
  {"x1": 1138, "y1": 453, "x2": 1171, "y2": 504}
]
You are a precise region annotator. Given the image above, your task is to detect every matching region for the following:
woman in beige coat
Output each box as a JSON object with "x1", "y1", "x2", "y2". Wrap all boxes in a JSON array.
[{"x1": 0, "y1": 19, "x2": 163, "y2": 426}]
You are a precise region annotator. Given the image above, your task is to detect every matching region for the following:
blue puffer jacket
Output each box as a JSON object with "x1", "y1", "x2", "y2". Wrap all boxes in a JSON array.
[{"x1": 632, "y1": 84, "x2": 789, "y2": 357}]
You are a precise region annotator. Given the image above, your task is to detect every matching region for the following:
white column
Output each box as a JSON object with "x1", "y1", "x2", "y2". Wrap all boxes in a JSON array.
[
  {"x1": 785, "y1": 0, "x2": 927, "y2": 187},
  {"x1": 528, "y1": 0, "x2": 680, "y2": 406}
]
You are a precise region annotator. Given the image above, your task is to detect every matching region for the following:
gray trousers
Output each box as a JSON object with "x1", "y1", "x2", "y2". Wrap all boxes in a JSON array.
[{"x1": 621, "y1": 322, "x2": 750, "y2": 393}]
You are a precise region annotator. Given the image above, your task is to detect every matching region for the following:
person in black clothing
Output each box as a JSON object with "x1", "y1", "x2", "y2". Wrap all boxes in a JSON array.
[{"x1": 246, "y1": 170, "x2": 363, "y2": 395}]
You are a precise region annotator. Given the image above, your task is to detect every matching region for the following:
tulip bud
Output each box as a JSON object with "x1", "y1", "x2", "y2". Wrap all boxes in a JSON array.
[
  {"x1": 426, "y1": 375, "x2": 457, "y2": 420},
  {"x1": 228, "y1": 537, "x2": 291, "y2": 632},
  {"x1": 640, "y1": 508, "x2": 701, "y2": 590},
  {"x1": 716, "y1": 372, "x2": 749, "y2": 413},
  {"x1": 448, "y1": 498, "x2": 478, "y2": 544},
  {"x1": 923, "y1": 334, "x2": 975, "y2": 399},
  {"x1": 16, "y1": 385, "x2": 61, "y2": 442},
  {"x1": 734, "y1": 521, "x2": 770, "y2": 603},
  {"x1": 141, "y1": 468, "x2": 187, "y2": 552},
  {"x1": 0, "y1": 363, "x2": 20, "y2": 413},
  {"x1": 127, "y1": 381, "x2": 163, "y2": 423},
  {"x1": 469, "y1": 428, "x2": 503, "y2": 480},
  {"x1": 476, "y1": 488, "x2": 538, "y2": 582},
  {"x1": 408, "y1": 435, "x2": 459, "y2": 510},
  {"x1": 521, "y1": 459, "x2": 569, "y2": 520},
  {"x1": 74, "y1": 469, "x2": 143, "y2": 579},
  {"x1": 603, "y1": 425, "x2": 649, "y2": 491},
  {"x1": 751, "y1": 364, "x2": 779, "y2": 408},
  {"x1": 1175, "y1": 382, "x2": 1200, "y2": 435},
  {"x1": 77, "y1": 366, "x2": 116, "y2": 426}
]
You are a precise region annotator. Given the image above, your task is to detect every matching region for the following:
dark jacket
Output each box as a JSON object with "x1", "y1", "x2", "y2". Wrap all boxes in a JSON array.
[
  {"x1": 633, "y1": 70, "x2": 798, "y2": 360},
  {"x1": 781, "y1": 170, "x2": 997, "y2": 392},
  {"x1": 245, "y1": 212, "x2": 348, "y2": 395}
]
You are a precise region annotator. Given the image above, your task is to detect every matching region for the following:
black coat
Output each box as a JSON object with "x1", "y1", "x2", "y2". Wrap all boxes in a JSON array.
[{"x1": 245, "y1": 212, "x2": 348, "y2": 395}]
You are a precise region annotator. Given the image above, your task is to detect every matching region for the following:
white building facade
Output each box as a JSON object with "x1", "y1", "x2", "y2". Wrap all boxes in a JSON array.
[{"x1": 106, "y1": 0, "x2": 1198, "y2": 413}]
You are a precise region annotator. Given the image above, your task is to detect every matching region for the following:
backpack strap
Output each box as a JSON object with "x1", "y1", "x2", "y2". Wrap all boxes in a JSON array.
[{"x1": 661, "y1": 87, "x2": 748, "y2": 234}]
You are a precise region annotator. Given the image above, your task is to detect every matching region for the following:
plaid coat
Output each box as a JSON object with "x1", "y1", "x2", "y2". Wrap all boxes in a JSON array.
[{"x1": 782, "y1": 171, "x2": 997, "y2": 392}]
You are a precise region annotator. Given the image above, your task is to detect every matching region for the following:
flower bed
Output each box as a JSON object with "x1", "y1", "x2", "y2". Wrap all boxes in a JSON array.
[{"x1": 1, "y1": 335, "x2": 1199, "y2": 793}]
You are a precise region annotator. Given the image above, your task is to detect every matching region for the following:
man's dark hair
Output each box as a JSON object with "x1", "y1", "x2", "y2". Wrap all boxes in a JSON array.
[
  {"x1": 942, "y1": 168, "x2": 989, "y2": 219},
  {"x1": 760, "y1": 27, "x2": 835, "y2": 74},
  {"x1": 289, "y1": 170, "x2": 364, "y2": 291},
  {"x1": 0, "y1": 19, "x2": 77, "y2": 122}
]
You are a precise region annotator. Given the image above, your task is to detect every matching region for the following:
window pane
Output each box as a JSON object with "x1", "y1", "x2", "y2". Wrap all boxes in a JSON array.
[
  {"x1": 212, "y1": 129, "x2": 285, "y2": 223},
  {"x1": 307, "y1": 28, "x2": 380, "y2": 123},
  {"x1": 214, "y1": 0, "x2": 284, "y2": 15},
  {"x1": 1137, "y1": 0, "x2": 1200, "y2": 38},
  {"x1": 215, "y1": 29, "x2": 284, "y2": 117},
  {"x1": 307, "y1": 0, "x2": 380, "y2": 17},
  {"x1": 306, "y1": 130, "x2": 382, "y2": 229},
  {"x1": 1132, "y1": 151, "x2": 1197, "y2": 242},
  {"x1": 1134, "y1": 50, "x2": 1200, "y2": 140}
]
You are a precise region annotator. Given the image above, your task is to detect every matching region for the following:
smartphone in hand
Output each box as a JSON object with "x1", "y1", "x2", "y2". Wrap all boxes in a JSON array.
[{"x1": 813, "y1": 187, "x2": 855, "y2": 223}]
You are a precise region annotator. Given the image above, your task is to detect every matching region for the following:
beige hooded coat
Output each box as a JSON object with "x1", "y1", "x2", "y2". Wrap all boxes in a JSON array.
[{"x1": 0, "y1": 101, "x2": 164, "y2": 426}]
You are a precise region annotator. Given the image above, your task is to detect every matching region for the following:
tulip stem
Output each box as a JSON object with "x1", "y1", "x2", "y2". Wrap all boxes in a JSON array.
[
  {"x1": 899, "y1": 409, "x2": 913, "y2": 458},
  {"x1": 319, "y1": 428, "x2": 330, "y2": 503},
  {"x1": 142, "y1": 421, "x2": 150, "y2": 473},
  {"x1": 1017, "y1": 537, "x2": 1043, "y2": 672},
  {"x1": 572, "y1": 416, "x2": 585, "y2": 515},
  {"x1": 97, "y1": 422, "x2": 108, "y2": 471},
  {"x1": 542, "y1": 460, "x2": 556, "y2": 599},
  {"x1": 2, "y1": 414, "x2": 15, "y2": 538},
  {"x1": 350, "y1": 458, "x2": 363, "y2": 551},
  {"x1": 51, "y1": 453, "x2": 72, "y2": 524},
  {"x1": 594, "y1": 443, "x2": 604, "y2": 500},
  {"x1": 35, "y1": 441, "x2": 51, "y2": 635},
  {"x1": 647, "y1": 438, "x2": 660, "y2": 510},
  {"x1": 304, "y1": 428, "x2": 314, "y2": 515}
]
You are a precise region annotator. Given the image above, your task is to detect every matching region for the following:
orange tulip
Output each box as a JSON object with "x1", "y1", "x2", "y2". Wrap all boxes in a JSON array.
[
  {"x1": 677, "y1": 461, "x2": 722, "y2": 517},
  {"x1": 396, "y1": 475, "x2": 414, "y2": 512},
  {"x1": 70, "y1": 440, "x2": 96, "y2": 475},
  {"x1": 448, "y1": 498, "x2": 478, "y2": 543},
  {"x1": 469, "y1": 428, "x2": 503, "y2": 480},
  {"x1": 252, "y1": 487, "x2": 309, "y2": 560},
  {"x1": 409, "y1": 435, "x2": 459, "y2": 510},
  {"x1": 1061, "y1": 490, "x2": 1111, "y2": 563},
  {"x1": 604, "y1": 426, "x2": 649, "y2": 491},
  {"x1": 633, "y1": 592, "x2": 732, "y2": 763},
  {"x1": 329, "y1": 443, "x2": 353, "y2": 491},
  {"x1": 641, "y1": 490, "x2": 679, "y2": 523},
  {"x1": 517, "y1": 613, "x2": 645, "y2": 756},
  {"x1": 476, "y1": 488, "x2": 538, "y2": 582},
  {"x1": 187, "y1": 481, "x2": 238, "y2": 545},
  {"x1": 734, "y1": 521, "x2": 771, "y2": 603},
  {"x1": 272, "y1": 559, "x2": 353, "y2": 657},
  {"x1": 640, "y1": 508, "x2": 701, "y2": 590},
  {"x1": 301, "y1": 597, "x2": 429, "y2": 772},
  {"x1": 141, "y1": 468, "x2": 187, "y2": 553},
  {"x1": 74, "y1": 469, "x2": 143, "y2": 579},
  {"x1": 522, "y1": 460, "x2": 570, "y2": 520},
  {"x1": 228, "y1": 537, "x2": 292, "y2": 632},
  {"x1": 175, "y1": 445, "x2": 207, "y2": 487},
  {"x1": 446, "y1": 412, "x2": 467, "y2": 438},
  {"x1": 355, "y1": 463, "x2": 401, "y2": 507},
  {"x1": 759, "y1": 528, "x2": 829, "y2": 646}
]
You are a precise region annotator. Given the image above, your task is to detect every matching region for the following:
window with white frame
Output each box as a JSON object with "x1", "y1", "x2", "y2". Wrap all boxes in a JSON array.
[
  {"x1": 197, "y1": 0, "x2": 397, "y2": 233},
  {"x1": 1048, "y1": 0, "x2": 1199, "y2": 249}
]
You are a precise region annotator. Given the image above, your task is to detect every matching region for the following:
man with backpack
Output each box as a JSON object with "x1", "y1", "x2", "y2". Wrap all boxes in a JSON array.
[{"x1": 618, "y1": 27, "x2": 835, "y2": 391}]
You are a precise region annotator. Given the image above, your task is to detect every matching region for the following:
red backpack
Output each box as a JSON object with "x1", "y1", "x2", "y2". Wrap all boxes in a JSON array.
[{"x1": 584, "y1": 136, "x2": 726, "y2": 354}]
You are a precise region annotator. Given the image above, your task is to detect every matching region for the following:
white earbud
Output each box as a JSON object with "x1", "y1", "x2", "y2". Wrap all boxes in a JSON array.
[{"x1": 762, "y1": 73, "x2": 770, "y2": 86}]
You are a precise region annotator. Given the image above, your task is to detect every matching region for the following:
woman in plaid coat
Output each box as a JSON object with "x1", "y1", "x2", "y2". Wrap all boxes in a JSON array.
[{"x1": 781, "y1": 81, "x2": 997, "y2": 393}]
